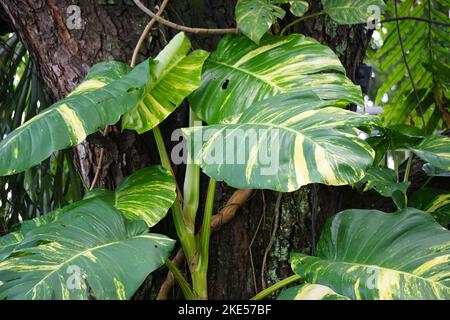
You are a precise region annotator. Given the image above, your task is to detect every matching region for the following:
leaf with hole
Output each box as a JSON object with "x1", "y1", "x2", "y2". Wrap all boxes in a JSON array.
[{"x1": 189, "y1": 34, "x2": 363, "y2": 124}]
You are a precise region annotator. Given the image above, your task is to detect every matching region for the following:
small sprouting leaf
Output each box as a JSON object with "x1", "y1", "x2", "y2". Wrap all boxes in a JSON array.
[
  {"x1": 236, "y1": 0, "x2": 286, "y2": 44},
  {"x1": 359, "y1": 166, "x2": 410, "y2": 209},
  {"x1": 289, "y1": 1, "x2": 309, "y2": 17}
]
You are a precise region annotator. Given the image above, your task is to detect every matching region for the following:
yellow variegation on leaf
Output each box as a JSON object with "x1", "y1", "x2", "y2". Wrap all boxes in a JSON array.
[{"x1": 291, "y1": 208, "x2": 450, "y2": 300}]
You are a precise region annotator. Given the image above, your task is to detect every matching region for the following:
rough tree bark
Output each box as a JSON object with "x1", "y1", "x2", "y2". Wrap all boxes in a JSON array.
[{"x1": 1, "y1": 0, "x2": 381, "y2": 299}]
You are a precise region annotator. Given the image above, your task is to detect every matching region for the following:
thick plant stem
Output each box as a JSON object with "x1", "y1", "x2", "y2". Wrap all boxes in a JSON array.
[
  {"x1": 403, "y1": 153, "x2": 413, "y2": 206},
  {"x1": 165, "y1": 259, "x2": 197, "y2": 300},
  {"x1": 403, "y1": 153, "x2": 413, "y2": 183},
  {"x1": 152, "y1": 126, "x2": 197, "y2": 268},
  {"x1": 192, "y1": 178, "x2": 217, "y2": 299},
  {"x1": 157, "y1": 189, "x2": 254, "y2": 300},
  {"x1": 183, "y1": 109, "x2": 201, "y2": 229},
  {"x1": 251, "y1": 275, "x2": 301, "y2": 300}
]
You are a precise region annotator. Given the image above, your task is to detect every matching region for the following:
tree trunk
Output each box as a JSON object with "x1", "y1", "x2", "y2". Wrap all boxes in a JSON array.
[{"x1": 1, "y1": 0, "x2": 373, "y2": 299}]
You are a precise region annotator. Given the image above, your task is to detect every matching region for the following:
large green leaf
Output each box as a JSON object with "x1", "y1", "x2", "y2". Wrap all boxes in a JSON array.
[
  {"x1": 0, "y1": 233, "x2": 23, "y2": 261},
  {"x1": 322, "y1": 0, "x2": 386, "y2": 25},
  {"x1": 291, "y1": 208, "x2": 450, "y2": 300},
  {"x1": 277, "y1": 284, "x2": 350, "y2": 300},
  {"x1": 189, "y1": 34, "x2": 362, "y2": 124},
  {"x1": 236, "y1": 0, "x2": 285, "y2": 44},
  {"x1": 0, "y1": 33, "x2": 207, "y2": 176},
  {"x1": 0, "y1": 61, "x2": 139, "y2": 176},
  {"x1": 0, "y1": 165, "x2": 176, "y2": 261},
  {"x1": 184, "y1": 92, "x2": 378, "y2": 192},
  {"x1": 121, "y1": 32, "x2": 209, "y2": 134},
  {"x1": 0, "y1": 199, "x2": 175, "y2": 300},
  {"x1": 409, "y1": 136, "x2": 450, "y2": 171}
]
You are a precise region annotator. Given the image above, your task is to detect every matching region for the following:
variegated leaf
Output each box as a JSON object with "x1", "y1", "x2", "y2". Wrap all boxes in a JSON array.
[
  {"x1": 270, "y1": 0, "x2": 309, "y2": 17},
  {"x1": 411, "y1": 188, "x2": 450, "y2": 226},
  {"x1": 184, "y1": 92, "x2": 378, "y2": 192},
  {"x1": 0, "y1": 61, "x2": 140, "y2": 176},
  {"x1": 0, "y1": 199, "x2": 175, "y2": 300},
  {"x1": 0, "y1": 33, "x2": 207, "y2": 176},
  {"x1": 409, "y1": 135, "x2": 450, "y2": 171},
  {"x1": 0, "y1": 232, "x2": 23, "y2": 261},
  {"x1": 189, "y1": 34, "x2": 363, "y2": 124},
  {"x1": 236, "y1": 0, "x2": 286, "y2": 44},
  {"x1": 422, "y1": 163, "x2": 450, "y2": 177},
  {"x1": 322, "y1": 0, "x2": 386, "y2": 25},
  {"x1": 288, "y1": 1, "x2": 309, "y2": 17},
  {"x1": 291, "y1": 208, "x2": 450, "y2": 300},
  {"x1": 359, "y1": 167, "x2": 410, "y2": 208},
  {"x1": 113, "y1": 166, "x2": 177, "y2": 226},
  {"x1": 122, "y1": 32, "x2": 209, "y2": 134},
  {"x1": 277, "y1": 284, "x2": 350, "y2": 300}
]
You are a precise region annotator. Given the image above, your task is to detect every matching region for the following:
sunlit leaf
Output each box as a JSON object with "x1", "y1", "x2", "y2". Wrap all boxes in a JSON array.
[{"x1": 121, "y1": 32, "x2": 209, "y2": 134}]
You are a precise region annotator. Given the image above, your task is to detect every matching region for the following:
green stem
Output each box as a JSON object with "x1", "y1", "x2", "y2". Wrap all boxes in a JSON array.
[
  {"x1": 183, "y1": 109, "x2": 201, "y2": 229},
  {"x1": 403, "y1": 153, "x2": 413, "y2": 183},
  {"x1": 152, "y1": 127, "x2": 174, "y2": 176},
  {"x1": 393, "y1": 152, "x2": 400, "y2": 182},
  {"x1": 152, "y1": 126, "x2": 197, "y2": 267},
  {"x1": 280, "y1": 11, "x2": 326, "y2": 36},
  {"x1": 165, "y1": 259, "x2": 197, "y2": 300},
  {"x1": 192, "y1": 178, "x2": 216, "y2": 299},
  {"x1": 251, "y1": 275, "x2": 301, "y2": 300},
  {"x1": 403, "y1": 153, "x2": 413, "y2": 206}
]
